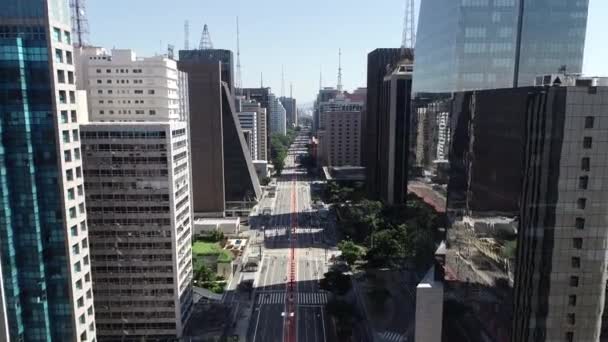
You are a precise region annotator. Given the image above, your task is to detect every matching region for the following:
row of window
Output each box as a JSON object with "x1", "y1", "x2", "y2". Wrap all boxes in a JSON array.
[
  {"x1": 81, "y1": 131, "x2": 166, "y2": 139},
  {"x1": 52, "y1": 27, "x2": 71, "y2": 45},
  {"x1": 57, "y1": 69, "x2": 75, "y2": 85},
  {"x1": 83, "y1": 143, "x2": 167, "y2": 152},
  {"x1": 95, "y1": 79, "x2": 145, "y2": 85},
  {"x1": 84, "y1": 169, "x2": 169, "y2": 178},
  {"x1": 563, "y1": 117, "x2": 596, "y2": 341},
  {"x1": 95, "y1": 68, "x2": 144, "y2": 74},
  {"x1": 55, "y1": 48, "x2": 73, "y2": 65},
  {"x1": 95, "y1": 89, "x2": 154, "y2": 95}
]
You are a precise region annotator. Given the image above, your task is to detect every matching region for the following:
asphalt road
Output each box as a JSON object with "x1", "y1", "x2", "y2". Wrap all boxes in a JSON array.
[{"x1": 248, "y1": 135, "x2": 333, "y2": 342}]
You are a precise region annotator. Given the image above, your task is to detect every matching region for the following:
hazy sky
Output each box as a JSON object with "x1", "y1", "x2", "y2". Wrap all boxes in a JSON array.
[{"x1": 88, "y1": 0, "x2": 607, "y2": 104}]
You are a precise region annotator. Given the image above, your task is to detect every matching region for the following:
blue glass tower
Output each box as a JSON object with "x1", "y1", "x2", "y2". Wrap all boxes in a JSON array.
[
  {"x1": 413, "y1": 0, "x2": 589, "y2": 94},
  {"x1": 0, "y1": 1, "x2": 97, "y2": 341}
]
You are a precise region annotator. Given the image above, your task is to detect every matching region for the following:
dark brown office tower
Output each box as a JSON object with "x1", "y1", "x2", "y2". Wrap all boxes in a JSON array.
[
  {"x1": 280, "y1": 96, "x2": 298, "y2": 128},
  {"x1": 179, "y1": 49, "x2": 234, "y2": 92},
  {"x1": 178, "y1": 54, "x2": 260, "y2": 215},
  {"x1": 364, "y1": 48, "x2": 413, "y2": 203}
]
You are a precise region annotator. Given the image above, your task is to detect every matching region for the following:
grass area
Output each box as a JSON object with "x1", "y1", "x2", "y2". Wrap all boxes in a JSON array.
[{"x1": 192, "y1": 242, "x2": 233, "y2": 263}]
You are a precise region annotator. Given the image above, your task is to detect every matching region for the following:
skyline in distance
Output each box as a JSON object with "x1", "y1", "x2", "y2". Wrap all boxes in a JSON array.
[{"x1": 87, "y1": 0, "x2": 607, "y2": 103}]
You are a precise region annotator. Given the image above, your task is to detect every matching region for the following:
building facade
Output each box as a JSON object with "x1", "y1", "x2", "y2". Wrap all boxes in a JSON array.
[
  {"x1": 279, "y1": 96, "x2": 297, "y2": 129},
  {"x1": 81, "y1": 123, "x2": 193, "y2": 341},
  {"x1": 269, "y1": 93, "x2": 287, "y2": 135},
  {"x1": 75, "y1": 48, "x2": 186, "y2": 122},
  {"x1": 75, "y1": 48, "x2": 193, "y2": 341},
  {"x1": 0, "y1": 1, "x2": 97, "y2": 341},
  {"x1": 178, "y1": 49, "x2": 234, "y2": 92},
  {"x1": 313, "y1": 87, "x2": 341, "y2": 133},
  {"x1": 316, "y1": 93, "x2": 364, "y2": 167},
  {"x1": 513, "y1": 79, "x2": 608, "y2": 342},
  {"x1": 363, "y1": 48, "x2": 412, "y2": 201},
  {"x1": 241, "y1": 99, "x2": 268, "y2": 161},
  {"x1": 375, "y1": 60, "x2": 414, "y2": 205},
  {"x1": 237, "y1": 111, "x2": 258, "y2": 160},
  {"x1": 413, "y1": 0, "x2": 589, "y2": 94}
]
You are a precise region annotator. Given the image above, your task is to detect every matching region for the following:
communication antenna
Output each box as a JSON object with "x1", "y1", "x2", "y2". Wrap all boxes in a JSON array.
[
  {"x1": 69, "y1": 0, "x2": 90, "y2": 47},
  {"x1": 401, "y1": 0, "x2": 416, "y2": 52},
  {"x1": 236, "y1": 17, "x2": 243, "y2": 91},
  {"x1": 260, "y1": 72, "x2": 264, "y2": 88},
  {"x1": 337, "y1": 49, "x2": 343, "y2": 92},
  {"x1": 319, "y1": 66, "x2": 323, "y2": 90},
  {"x1": 184, "y1": 20, "x2": 190, "y2": 50},
  {"x1": 290, "y1": 83, "x2": 293, "y2": 99},
  {"x1": 281, "y1": 65, "x2": 285, "y2": 97},
  {"x1": 199, "y1": 24, "x2": 213, "y2": 50},
  {"x1": 167, "y1": 44, "x2": 175, "y2": 59}
]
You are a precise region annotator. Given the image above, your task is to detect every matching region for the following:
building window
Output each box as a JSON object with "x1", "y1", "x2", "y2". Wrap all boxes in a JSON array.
[
  {"x1": 575, "y1": 217, "x2": 585, "y2": 230},
  {"x1": 73, "y1": 129, "x2": 79, "y2": 142},
  {"x1": 569, "y1": 276, "x2": 579, "y2": 287},
  {"x1": 68, "y1": 71, "x2": 74, "y2": 84},
  {"x1": 67, "y1": 188, "x2": 75, "y2": 200},
  {"x1": 83, "y1": 255, "x2": 89, "y2": 265},
  {"x1": 581, "y1": 157, "x2": 590, "y2": 171},
  {"x1": 70, "y1": 225, "x2": 78, "y2": 237},
  {"x1": 571, "y1": 257, "x2": 580, "y2": 268},
  {"x1": 85, "y1": 272, "x2": 91, "y2": 282},
  {"x1": 74, "y1": 261, "x2": 81, "y2": 273},
  {"x1": 76, "y1": 167, "x2": 82, "y2": 178},
  {"x1": 66, "y1": 169, "x2": 74, "y2": 181},
  {"x1": 71, "y1": 111, "x2": 77, "y2": 122},
  {"x1": 76, "y1": 279, "x2": 83, "y2": 290},
  {"x1": 59, "y1": 91, "x2": 67, "y2": 104},
  {"x1": 77, "y1": 185, "x2": 83, "y2": 196},
  {"x1": 87, "y1": 306, "x2": 93, "y2": 316},
  {"x1": 568, "y1": 295, "x2": 577, "y2": 306},
  {"x1": 74, "y1": 148, "x2": 81, "y2": 160},
  {"x1": 148, "y1": 89, "x2": 155, "y2": 94},
  {"x1": 69, "y1": 91, "x2": 76, "y2": 104},
  {"x1": 566, "y1": 332, "x2": 574, "y2": 342},
  {"x1": 80, "y1": 221, "x2": 87, "y2": 232},
  {"x1": 52, "y1": 27, "x2": 61, "y2": 42},
  {"x1": 55, "y1": 49, "x2": 63, "y2": 63},
  {"x1": 64, "y1": 150, "x2": 72, "y2": 162},
  {"x1": 149, "y1": 110, "x2": 156, "y2": 115},
  {"x1": 585, "y1": 116, "x2": 594, "y2": 129},
  {"x1": 61, "y1": 110, "x2": 68, "y2": 123},
  {"x1": 79, "y1": 314, "x2": 85, "y2": 324},
  {"x1": 82, "y1": 238, "x2": 88, "y2": 249},
  {"x1": 578, "y1": 176, "x2": 589, "y2": 190},
  {"x1": 576, "y1": 198, "x2": 586, "y2": 210},
  {"x1": 62, "y1": 130, "x2": 70, "y2": 143},
  {"x1": 583, "y1": 137, "x2": 592, "y2": 149},
  {"x1": 96, "y1": 69, "x2": 101, "y2": 74},
  {"x1": 78, "y1": 203, "x2": 85, "y2": 214},
  {"x1": 573, "y1": 238, "x2": 583, "y2": 249},
  {"x1": 66, "y1": 51, "x2": 72, "y2": 64},
  {"x1": 57, "y1": 70, "x2": 65, "y2": 83},
  {"x1": 106, "y1": 69, "x2": 111, "y2": 73},
  {"x1": 72, "y1": 243, "x2": 80, "y2": 255}
]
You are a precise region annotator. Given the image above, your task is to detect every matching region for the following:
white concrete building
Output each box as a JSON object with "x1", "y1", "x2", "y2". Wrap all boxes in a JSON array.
[
  {"x1": 269, "y1": 93, "x2": 287, "y2": 135},
  {"x1": 241, "y1": 99, "x2": 268, "y2": 161},
  {"x1": 75, "y1": 48, "x2": 186, "y2": 122},
  {"x1": 237, "y1": 111, "x2": 258, "y2": 160},
  {"x1": 76, "y1": 47, "x2": 193, "y2": 341}
]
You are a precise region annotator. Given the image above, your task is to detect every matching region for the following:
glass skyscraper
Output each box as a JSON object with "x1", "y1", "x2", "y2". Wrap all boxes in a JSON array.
[
  {"x1": 0, "y1": 0, "x2": 97, "y2": 341},
  {"x1": 413, "y1": 0, "x2": 589, "y2": 94}
]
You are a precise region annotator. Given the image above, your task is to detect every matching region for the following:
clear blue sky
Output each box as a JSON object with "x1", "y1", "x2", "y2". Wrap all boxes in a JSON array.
[{"x1": 88, "y1": 0, "x2": 607, "y2": 104}]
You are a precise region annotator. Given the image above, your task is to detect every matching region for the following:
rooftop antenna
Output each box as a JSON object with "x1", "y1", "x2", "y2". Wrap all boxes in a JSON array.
[
  {"x1": 184, "y1": 20, "x2": 190, "y2": 50},
  {"x1": 281, "y1": 65, "x2": 285, "y2": 97},
  {"x1": 290, "y1": 83, "x2": 293, "y2": 99},
  {"x1": 337, "y1": 49, "x2": 343, "y2": 92},
  {"x1": 69, "y1": 0, "x2": 90, "y2": 47},
  {"x1": 236, "y1": 17, "x2": 243, "y2": 92},
  {"x1": 401, "y1": 0, "x2": 416, "y2": 54},
  {"x1": 260, "y1": 72, "x2": 264, "y2": 88},
  {"x1": 199, "y1": 24, "x2": 213, "y2": 50},
  {"x1": 167, "y1": 44, "x2": 175, "y2": 59},
  {"x1": 319, "y1": 65, "x2": 323, "y2": 90}
]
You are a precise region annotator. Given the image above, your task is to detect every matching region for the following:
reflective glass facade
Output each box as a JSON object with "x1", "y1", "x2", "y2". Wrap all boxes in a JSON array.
[
  {"x1": 0, "y1": 1, "x2": 80, "y2": 341},
  {"x1": 413, "y1": 0, "x2": 588, "y2": 94}
]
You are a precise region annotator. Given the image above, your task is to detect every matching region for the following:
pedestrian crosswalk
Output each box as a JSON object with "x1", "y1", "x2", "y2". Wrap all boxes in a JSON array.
[
  {"x1": 256, "y1": 292, "x2": 328, "y2": 305},
  {"x1": 377, "y1": 331, "x2": 406, "y2": 342}
]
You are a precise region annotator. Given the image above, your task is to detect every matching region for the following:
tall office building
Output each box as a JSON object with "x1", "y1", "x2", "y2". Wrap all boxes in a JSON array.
[
  {"x1": 237, "y1": 111, "x2": 258, "y2": 160},
  {"x1": 178, "y1": 56, "x2": 261, "y2": 216},
  {"x1": 269, "y1": 93, "x2": 287, "y2": 135},
  {"x1": 76, "y1": 48, "x2": 193, "y2": 341},
  {"x1": 413, "y1": 0, "x2": 589, "y2": 94},
  {"x1": 316, "y1": 93, "x2": 364, "y2": 167},
  {"x1": 0, "y1": 1, "x2": 97, "y2": 341},
  {"x1": 241, "y1": 99, "x2": 268, "y2": 161},
  {"x1": 374, "y1": 60, "x2": 414, "y2": 205},
  {"x1": 363, "y1": 49, "x2": 414, "y2": 203},
  {"x1": 313, "y1": 87, "x2": 341, "y2": 133},
  {"x1": 363, "y1": 48, "x2": 409, "y2": 189},
  {"x1": 179, "y1": 49, "x2": 234, "y2": 91},
  {"x1": 513, "y1": 77, "x2": 608, "y2": 342},
  {"x1": 279, "y1": 96, "x2": 297, "y2": 129}
]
